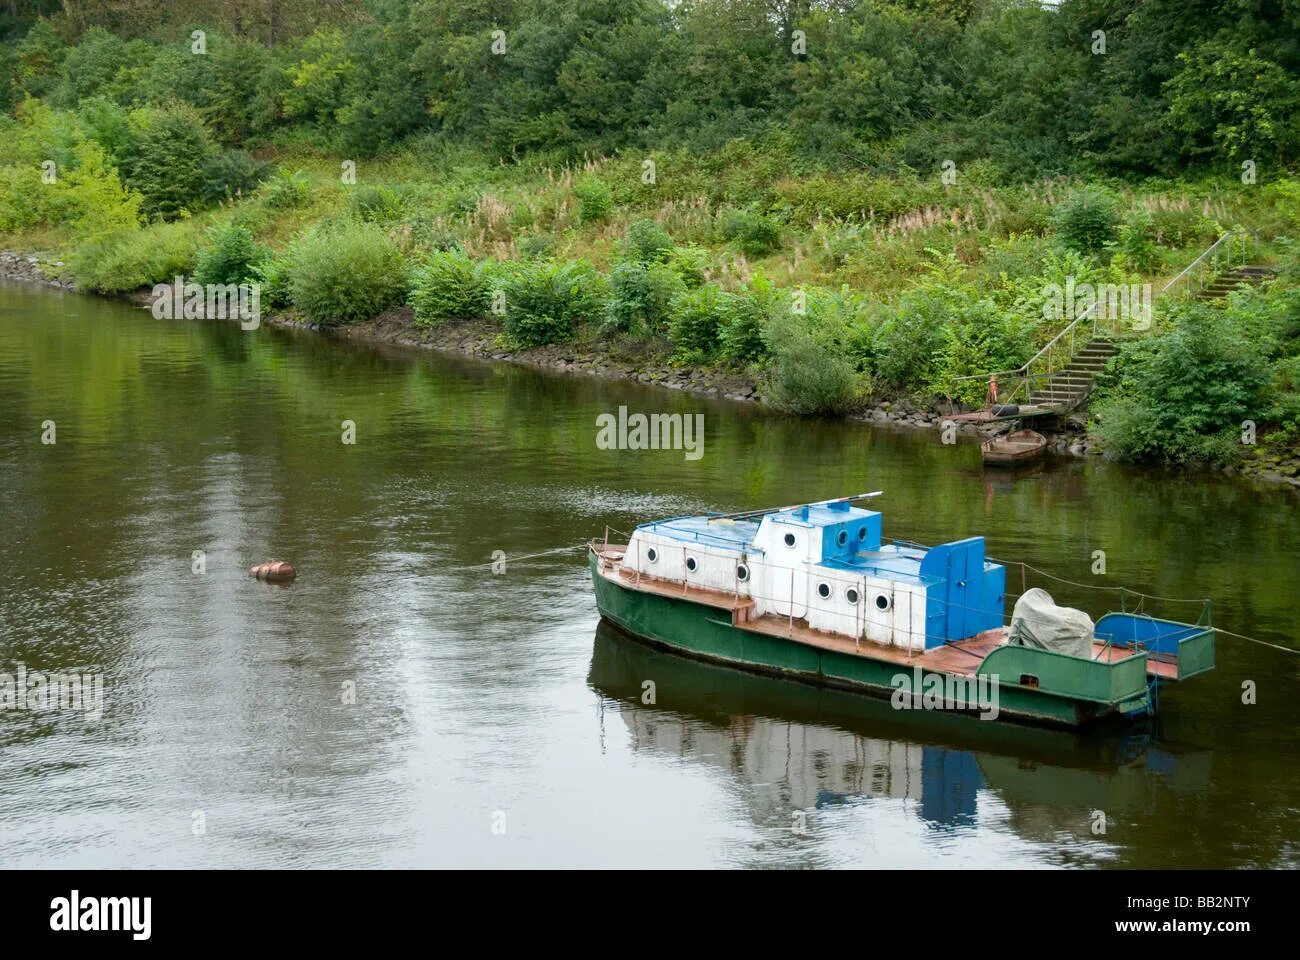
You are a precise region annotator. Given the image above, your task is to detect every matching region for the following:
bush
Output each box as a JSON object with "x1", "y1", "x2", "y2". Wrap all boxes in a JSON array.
[
  {"x1": 69, "y1": 220, "x2": 202, "y2": 293},
  {"x1": 255, "y1": 254, "x2": 294, "y2": 308},
  {"x1": 349, "y1": 184, "x2": 405, "y2": 222},
  {"x1": 663, "y1": 246, "x2": 709, "y2": 287},
  {"x1": 202, "y1": 150, "x2": 269, "y2": 206},
  {"x1": 1053, "y1": 187, "x2": 1119, "y2": 255},
  {"x1": 604, "y1": 261, "x2": 685, "y2": 336},
  {"x1": 410, "y1": 250, "x2": 491, "y2": 326},
  {"x1": 517, "y1": 233, "x2": 554, "y2": 260},
  {"x1": 125, "y1": 104, "x2": 217, "y2": 220},
  {"x1": 719, "y1": 273, "x2": 780, "y2": 363},
  {"x1": 500, "y1": 260, "x2": 606, "y2": 347},
  {"x1": 574, "y1": 177, "x2": 613, "y2": 223},
  {"x1": 719, "y1": 206, "x2": 782, "y2": 257},
  {"x1": 620, "y1": 218, "x2": 674, "y2": 264},
  {"x1": 289, "y1": 222, "x2": 409, "y2": 325},
  {"x1": 193, "y1": 224, "x2": 267, "y2": 286},
  {"x1": 259, "y1": 167, "x2": 312, "y2": 210},
  {"x1": 668, "y1": 286, "x2": 730, "y2": 361},
  {"x1": 1092, "y1": 304, "x2": 1270, "y2": 463},
  {"x1": 872, "y1": 288, "x2": 950, "y2": 390},
  {"x1": 1112, "y1": 206, "x2": 1158, "y2": 272},
  {"x1": 763, "y1": 314, "x2": 860, "y2": 415}
]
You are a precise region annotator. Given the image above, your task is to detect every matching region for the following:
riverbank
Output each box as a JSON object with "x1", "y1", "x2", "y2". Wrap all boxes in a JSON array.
[{"x1": 3, "y1": 250, "x2": 1297, "y2": 488}]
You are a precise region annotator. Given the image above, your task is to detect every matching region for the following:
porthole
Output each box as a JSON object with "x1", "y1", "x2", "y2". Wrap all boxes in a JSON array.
[
  {"x1": 686, "y1": 556, "x2": 697, "y2": 572},
  {"x1": 646, "y1": 547, "x2": 658, "y2": 563},
  {"x1": 875, "y1": 593, "x2": 891, "y2": 612},
  {"x1": 783, "y1": 533, "x2": 797, "y2": 548},
  {"x1": 857, "y1": 527, "x2": 868, "y2": 541},
  {"x1": 736, "y1": 563, "x2": 750, "y2": 582},
  {"x1": 817, "y1": 582, "x2": 832, "y2": 600},
  {"x1": 837, "y1": 530, "x2": 848, "y2": 547},
  {"x1": 846, "y1": 588, "x2": 860, "y2": 605}
]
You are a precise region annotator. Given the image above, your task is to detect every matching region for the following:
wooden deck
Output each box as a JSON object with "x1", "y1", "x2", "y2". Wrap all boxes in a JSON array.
[{"x1": 592, "y1": 543, "x2": 1169, "y2": 678}]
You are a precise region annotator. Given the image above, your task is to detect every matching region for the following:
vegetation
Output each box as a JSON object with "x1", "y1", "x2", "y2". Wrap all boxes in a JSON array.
[
  {"x1": 1, "y1": 0, "x2": 1299, "y2": 454},
  {"x1": 288, "y1": 221, "x2": 408, "y2": 326}
]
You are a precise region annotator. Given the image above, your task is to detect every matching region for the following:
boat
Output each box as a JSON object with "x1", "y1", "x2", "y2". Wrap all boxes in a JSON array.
[
  {"x1": 588, "y1": 494, "x2": 1215, "y2": 728},
  {"x1": 982, "y1": 428, "x2": 1047, "y2": 465}
]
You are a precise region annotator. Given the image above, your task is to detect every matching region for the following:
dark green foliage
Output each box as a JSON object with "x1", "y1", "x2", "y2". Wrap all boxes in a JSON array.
[
  {"x1": 719, "y1": 206, "x2": 782, "y2": 257},
  {"x1": 410, "y1": 250, "x2": 491, "y2": 326},
  {"x1": 500, "y1": 260, "x2": 607, "y2": 346},
  {"x1": 1053, "y1": 188, "x2": 1119, "y2": 256},
  {"x1": 667, "y1": 285, "x2": 729, "y2": 361},
  {"x1": 259, "y1": 168, "x2": 312, "y2": 210},
  {"x1": 718, "y1": 274, "x2": 780, "y2": 364},
  {"x1": 604, "y1": 260, "x2": 684, "y2": 336},
  {"x1": 1093, "y1": 304, "x2": 1272, "y2": 464},
  {"x1": 763, "y1": 311, "x2": 860, "y2": 416},
  {"x1": 202, "y1": 150, "x2": 269, "y2": 206},
  {"x1": 255, "y1": 254, "x2": 295, "y2": 309},
  {"x1": 349, "y1": 184, "x2": 406, "y2": 222},
  {"x1": 289, "y1": 222, "x2": 409, "y2": 326},
  {"x1": 125, "y1": 103, "x2": 216, "y2": 221},
  {"x1": 193, "y1": 224, "x2": 267, "y2": 286},
  {"x1": 620, "y1": 218, "x2": 674, "y2": 264},
  {"x1": 574, "y1": 177, "x2": 613, "y2": 223}
]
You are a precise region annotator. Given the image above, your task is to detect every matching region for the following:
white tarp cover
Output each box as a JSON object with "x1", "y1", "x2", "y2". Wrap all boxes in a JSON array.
[{"x1": 1008, "y1": 588, "x2": 1094, "y2": 659}]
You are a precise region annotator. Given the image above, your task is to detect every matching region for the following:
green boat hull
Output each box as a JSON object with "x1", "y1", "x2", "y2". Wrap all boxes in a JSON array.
[{"x1": 590, "y1": 552, "x2": 1152, "y2": 728}]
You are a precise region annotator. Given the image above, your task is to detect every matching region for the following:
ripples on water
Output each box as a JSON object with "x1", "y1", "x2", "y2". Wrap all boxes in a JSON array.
[{"x1": 1, "y1": 281, "x2": 1298, "y2": 868}]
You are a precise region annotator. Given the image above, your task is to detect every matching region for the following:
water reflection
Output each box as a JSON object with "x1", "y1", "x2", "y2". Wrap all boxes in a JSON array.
[{"x1": 588, "y1": 620, "x2": 1213, "y2": 858}]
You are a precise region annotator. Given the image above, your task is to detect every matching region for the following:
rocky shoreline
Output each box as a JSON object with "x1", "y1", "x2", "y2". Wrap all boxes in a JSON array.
[{"x1": 3, "y1": 250, "x2": 1296, "y2": 487}]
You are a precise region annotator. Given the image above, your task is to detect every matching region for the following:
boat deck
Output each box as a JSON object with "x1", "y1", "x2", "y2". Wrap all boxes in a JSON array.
[{"x1": 591, "y1": 543, "x2": 1172, "y2": 678}]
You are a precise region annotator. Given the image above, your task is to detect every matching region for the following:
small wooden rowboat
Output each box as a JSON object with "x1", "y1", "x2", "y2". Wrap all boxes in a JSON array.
[{"x1": 982, "y1": 429, "x2": 1046, "y2": 465}]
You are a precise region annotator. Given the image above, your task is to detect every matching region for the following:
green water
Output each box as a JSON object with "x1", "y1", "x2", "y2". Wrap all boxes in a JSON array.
[{"x1": 1, "y1": 280, "x2": 1297, "y2": 868}]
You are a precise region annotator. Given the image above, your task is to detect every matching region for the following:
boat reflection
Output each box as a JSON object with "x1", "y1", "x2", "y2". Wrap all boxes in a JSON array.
[{"x1": 587, "y1": 619, "x2": 1211, "y2": 840}]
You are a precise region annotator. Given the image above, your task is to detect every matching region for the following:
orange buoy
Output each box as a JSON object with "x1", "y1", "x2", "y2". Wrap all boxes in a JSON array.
[{"x1": 251, "y1": 560, "x2": 296, "y2": 582}]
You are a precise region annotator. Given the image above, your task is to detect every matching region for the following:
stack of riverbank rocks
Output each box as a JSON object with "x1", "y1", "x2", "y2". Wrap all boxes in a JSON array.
[{"x1": 0, "y1": 251, "x2": 72, "y2": 287}]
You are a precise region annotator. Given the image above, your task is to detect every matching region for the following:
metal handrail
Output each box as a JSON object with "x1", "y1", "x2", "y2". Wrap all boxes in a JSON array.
[{"x1": 950, "y1": 228, "x2": 1258, "y2": 408}]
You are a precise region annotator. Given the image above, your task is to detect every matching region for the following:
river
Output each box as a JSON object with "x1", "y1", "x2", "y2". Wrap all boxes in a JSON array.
[{"x1": 1, "y1": 280, "x2": 1297, "y2": 868}]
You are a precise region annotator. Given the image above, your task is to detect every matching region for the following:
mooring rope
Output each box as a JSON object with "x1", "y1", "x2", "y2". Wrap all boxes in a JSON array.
[{"x1": 334, "y1": 529, "x2": 1300, "y2": 657}]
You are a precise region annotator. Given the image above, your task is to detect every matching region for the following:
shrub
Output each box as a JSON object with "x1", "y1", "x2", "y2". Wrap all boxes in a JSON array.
[
  {"x1": 620, "y1": 218, "x2": 674, "y2": 264},
  {"x1": 259, "y1": 167, "x2": 312, "y2": 210},
  {"x1": 1112, "y1": 207, "x2": 1158, "y2": 272},
  {"x1": 574, "y1": 177, "x2": 613, "y2": 223},
  {"x1": 719, "y1": 206, "x2": 782, "y2": 257},
  {"x1": 1053, "y1": 187, "x2": 1119, "y2": 255},
  {"x1": 69, "y1": 220, "x2": 202, "y2": 293},
  {"x1": 1147, "y1": 204, "x2": 1215, "y2": 247},
  {"x1": 193, "y1": 224, "x2": 267, "y2": 286},
  {"x1": 604, "y1": 261, "x2": 685, "y2": 336},
  {"x1": 500, "y1": 260, "x2": 606, "y2": 346},
  {"x1": 517, "y1": 233, "x2": 554, "y2": 260},
  {"x1": 349, "y1": 184, "x2": 405, "y2": 222},
  {"x1": 719, "y1": 273, "x2": 780, "y2": 363},
  {"x1": 763, "y1": 313, "x2": 860, "y2": 415},
  {"x1": 410, "y1": 250, "x2": 491, "y2": 326},
  {"x1": 872, "y1": 288, "x2": 950, "y2": 390},
  {"x1": 1092, "y1": 304, "x2": 1270, "y2": 463},
  {"x1": 289, "y1": 222, "x2": 409, "y2": 325},
  {"x1": 125, "y1": 104, "x2": 217, "y2": 220},
  {"x1": 663, "y1": 246, "x2": 709, "y2": 287},
  {"x1": 255, "y1": 254, "x2": 294, "y2": 308},
  {"x1": 668, "y1": 286, "x2": 730, "y2": 361},
  {"x1": 202, "y1": 150, "x2": 269, "y2": 206}
]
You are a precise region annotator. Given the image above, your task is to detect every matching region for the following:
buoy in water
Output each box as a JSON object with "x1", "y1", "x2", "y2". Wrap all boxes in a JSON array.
[{"x1": 251, "y1": 560, "x2": 296, "y2": 582}]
